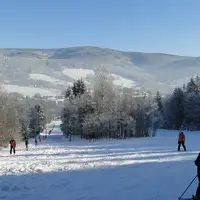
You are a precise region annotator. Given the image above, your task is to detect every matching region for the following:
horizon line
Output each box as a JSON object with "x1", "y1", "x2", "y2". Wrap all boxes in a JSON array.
[{"x1": 0, "y1": 45, "x2": 197, "y2": 58}]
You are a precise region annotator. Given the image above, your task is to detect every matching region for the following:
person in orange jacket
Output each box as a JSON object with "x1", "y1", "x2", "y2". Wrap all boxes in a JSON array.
[{"x1": 178, "y1": 131, "x2": 186, "y2": 151}]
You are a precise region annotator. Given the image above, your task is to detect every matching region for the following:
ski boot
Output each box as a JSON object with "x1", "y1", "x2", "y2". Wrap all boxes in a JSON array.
[
  {"x1": 192, "y1": 195, "x2": 196, "y2": 200},
  {"x1": 192, "y1": 195, "x2": 200, "y2": 200}
]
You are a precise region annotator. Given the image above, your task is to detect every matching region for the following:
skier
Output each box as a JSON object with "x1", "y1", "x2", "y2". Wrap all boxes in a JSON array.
[
  {"x1": 35, "y1": 139, "x2": 38, "y2": 146},
  {"x1": 25, "y1": 138, "x2": 29, "y2": 151},
  {"x1": 39, "y1": 135, "x2": 41, "y2": 142},
  {"x1": 193, "y1": 153, "x2": 200, "y2": 200},
  {"x1": 10, "y1": 137, "x2": 16, "y2": 155},
  {"x1": 178, "y1": 131, "x2": 186, "y2": 151}
]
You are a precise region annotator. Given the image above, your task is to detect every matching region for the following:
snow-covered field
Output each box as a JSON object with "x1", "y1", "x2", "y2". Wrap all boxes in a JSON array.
[
  {"x1": 29, "y1": 73, "x2": 73, "y2": 86},
  {"x1": 2, "y1": 69, "x2": 138, "y2": 97},
  {"x1": 0, "y1": 122, "x2": 199, "y2": 200},
  {"x1": 63, "y1": 68, "x2": 137, "y2": 88},
  {"x1": 63, "y1": 68, "x2": 94, "y2": 80},
  {"x1": 2, "y1": 84, "x2": 61, "y2": 97}
]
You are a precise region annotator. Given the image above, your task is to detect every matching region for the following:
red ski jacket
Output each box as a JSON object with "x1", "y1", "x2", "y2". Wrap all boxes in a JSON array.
[
  {"x1": 10, "y1": 140, "x2": 16, "y2": 148},
  {"x1": 178, "y1": 132, "x2": 185, "y2": 142}
]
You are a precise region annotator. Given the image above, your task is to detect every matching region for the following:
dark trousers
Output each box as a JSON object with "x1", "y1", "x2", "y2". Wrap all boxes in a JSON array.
[
  {"x1": 26, "y1": 144, "x2": 28, "y2": 151},
  {"x1": 10, "y1": 146, "x2": 15, "y2": 154},
  {"x1": 178, "y1": 141, "x2": 186, "y2": 151},
  {"x1": 196, "y1": 183, "x2": 200, "y2": 198},
  {"x1": 196, "y1": 173, "x2": 200, "y2": 198}
]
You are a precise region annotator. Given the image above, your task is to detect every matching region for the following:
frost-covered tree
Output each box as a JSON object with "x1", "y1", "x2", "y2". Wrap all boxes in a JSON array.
[
  {"x1": 61, "y1": 69, "x2": 162, "y2": 140},
  {"x1": 92, "y1": 69, "x2": 116, "y2": 114},
  {"x1": 0, "y1": 87, "x2": 26, "y2": 147},
  {"x1": 61, "y1": 80, "x2": 94, "y2": 139},
  {"x1": 155, "y1": 91, "x2": 164, "y2": 117},
  {"x1": 195, "y1": 75, "x2": 200, "y2": 92},
  {"x1": 130, "y1": 96, "x2": 155, "y2": 137},
  {"x1": 18, "y1": 107, "x2": 29, "y2": 141},
  {"x1": 186, "y1": 77, "x2": 198, "y2": 95},
  {"x1": 71, "y1": 79, "x2": 86, "y2": 98},
  {"x1": 162, "y1": 76, "x2": 200, "y2": 130},
  {"x1": 28, "y1": 104, "x2": 46, "y2": 140},
  {"x1": 0, "y1": 86, "x2": 58, "y2": 147},
  {"x1": 154, "y1": 91, "x2": 164, "y2": 129},
  {"x1": 168, "y1": 88, "x2": 185, "y2": 129}
]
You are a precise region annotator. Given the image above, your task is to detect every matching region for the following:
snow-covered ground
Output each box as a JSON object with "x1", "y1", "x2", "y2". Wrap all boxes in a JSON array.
[
  {"x1": 2, "y1": 69, "x2": 138, "y2": 97},
  {"x1": 2, "y1": 84, "x2": 61, "y2": 97},
  {"x1": 111, "y1": 74, "x2": 137, "y2": 88},
  {"x1": 29, "y1": 73, "x2": 73, "y2": 86},
  {"x1": 0, "y1": 122, "x2": 199, "y2": 200},
  {"x1": 63, "y1": 68, "x2": 137, "y2": 88},
  {"x1": 63, "y1": 68, "x2": 94, "y2": 80}
]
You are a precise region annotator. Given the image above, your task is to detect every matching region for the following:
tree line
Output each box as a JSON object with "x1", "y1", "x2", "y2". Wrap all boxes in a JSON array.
[
  {"x1": 1, "y1": 69, "x2": 195, "y2": 146},
  {"x1": 161, "y1": 75, "x2": 200, "y2": 130},
  {"x1": 0, "y1": 89, "x2": 49, "y2": 147},
  {"x1": 60, "y1": 69, "x2": 161, "y2": 140}
]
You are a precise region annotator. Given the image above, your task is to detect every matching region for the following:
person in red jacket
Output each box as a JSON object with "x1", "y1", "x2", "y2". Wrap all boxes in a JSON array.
[
  {"x1": 178, "y1": 131, "x2": 186, "y2": 151},
  {"x1": 192, "y1": 153, "x2": 200, "y2": 200},
  {"x1": 10, "y1": 137, "x2": 16, "y2": 155}
]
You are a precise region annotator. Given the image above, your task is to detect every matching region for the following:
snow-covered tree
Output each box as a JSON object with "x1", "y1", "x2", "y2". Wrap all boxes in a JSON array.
[
  {"x1": 61, "y1": 69, "x2": 162, "y2": 140},
  {"x1": 166, "y1": 88, "x2": 185, "y2": 129},
  {"x1": 61, "y1": 80, "x2": 94, "y2": 140},
  {"x1": 186, "y1": 77, "x2": 198, "y2": 95},
  {"x1": 0, "y1": 87, "x2": 26, "y2": 146},
  {"x1": 92, "y1": 69, "x2": 116, "y2": 114},
  {"x1": 154, "y1": 91, "x2": 164, "y2": 129},
  {"x1": 162, "y1": 75, "x2": 200, "y2": 130},
  {"x1": 28, "y1": 104, "x2": 46, "y2": 140}
]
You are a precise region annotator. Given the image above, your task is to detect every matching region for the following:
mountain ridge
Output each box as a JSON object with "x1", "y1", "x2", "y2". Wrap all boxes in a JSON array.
[
  {"x1": 0, "y1": 46, "x2": 199, "y2": 97},
  {"x1": 0, "y1": 46, "x2": 197, "y2": 58}
]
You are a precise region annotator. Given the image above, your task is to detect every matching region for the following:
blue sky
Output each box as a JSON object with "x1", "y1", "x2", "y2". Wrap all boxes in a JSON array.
[{"x1": 0, "y1": 0, "x2": 200, "y2": 56}]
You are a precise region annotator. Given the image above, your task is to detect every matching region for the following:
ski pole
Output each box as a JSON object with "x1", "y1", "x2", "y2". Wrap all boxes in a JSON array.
[{"x1": 179, "y1": 175, "x2": 197, "y2": 200}]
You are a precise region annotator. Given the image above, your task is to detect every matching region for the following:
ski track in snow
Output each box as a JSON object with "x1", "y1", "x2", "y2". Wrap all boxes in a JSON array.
[{"x1": 0, "y1": 125, "x2": 199, "y2": 200}]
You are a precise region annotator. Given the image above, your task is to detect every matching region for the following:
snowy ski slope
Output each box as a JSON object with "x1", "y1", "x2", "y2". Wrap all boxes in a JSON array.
[
  {"x1": 62, "y1": 68, "x2": 137, "y2": 88},
  {"x1": 0, "y1": 120, "x2": 199, "y2": 200}
]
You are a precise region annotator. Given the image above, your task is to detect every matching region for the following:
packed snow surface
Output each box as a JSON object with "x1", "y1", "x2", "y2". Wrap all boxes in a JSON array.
[{"x1": 0, "y1": 121, "x2": 199, "y2": 200}]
